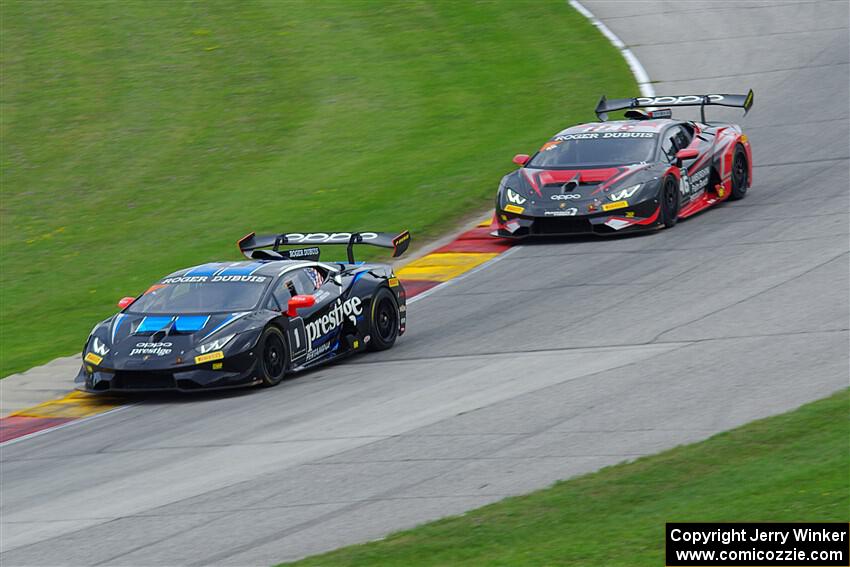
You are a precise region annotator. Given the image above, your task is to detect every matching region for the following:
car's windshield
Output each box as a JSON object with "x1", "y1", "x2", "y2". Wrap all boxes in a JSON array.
[
  {"x1": 527, "y1": 132, "x2": 658, "y2": 168},
  {"x1": 128, "y1": 277, "x2": 270, "y2": 314}
]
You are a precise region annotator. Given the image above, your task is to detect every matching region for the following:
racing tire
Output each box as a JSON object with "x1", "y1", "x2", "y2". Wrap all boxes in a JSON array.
[
  {"x1": 660, "y1": 175, "x2": 680, "y2": 228},
  {"x1": 258, "y1": 326, "x2": 287, "y2": 387},
  {"x1": 729, "y1": 145, "x2": 749, "y2": 201},
  {"x1": 368, "y1": 287, "x2": 400, "y2": 352}
]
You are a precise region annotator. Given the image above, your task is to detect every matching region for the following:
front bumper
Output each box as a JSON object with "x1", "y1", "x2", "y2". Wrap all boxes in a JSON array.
[
  {"x1": 493, "y1": 199, "x2": 662, "y2": 238},
  {"x1": 75, "y1": 352, "x2": 260, "y2": 393}
]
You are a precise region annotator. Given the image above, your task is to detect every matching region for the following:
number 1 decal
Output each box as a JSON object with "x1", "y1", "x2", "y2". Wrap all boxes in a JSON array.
[{"x1": 288, "y1": 317, "x2": 308, "y2": 360}]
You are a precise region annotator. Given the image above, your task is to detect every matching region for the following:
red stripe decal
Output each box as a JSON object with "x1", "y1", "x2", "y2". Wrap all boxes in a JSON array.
[
  {"x1": 609, "y1": 206, "x2": 661, "y2": 226},
  {"x1": 397, "y1": 279, "x2": 440, "y2": 298},
  {"x1": 0, "y1": 416, "x2": 75, "y2": 443},
  {"x1": 434, "y1": 227, "x2": 512, "y2": 254}
]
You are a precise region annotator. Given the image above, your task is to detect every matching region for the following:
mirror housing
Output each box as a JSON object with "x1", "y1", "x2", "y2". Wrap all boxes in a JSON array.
[
  {"x1": 512, "y1": 154, "x2": 530, "y2": 166},
  {"x1": 117, "y1": 296, "x2": 135, "y2": 309},
  {"x1": 675, "y1": 148, "x2": 699, "y2": 162},
  {"x1": 286, "y1": 294, "x2": 316, "y2": 317}
]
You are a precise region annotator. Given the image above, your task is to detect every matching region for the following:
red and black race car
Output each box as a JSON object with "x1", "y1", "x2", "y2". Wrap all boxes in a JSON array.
[{"x1": 492, "y1": 91, "x2": 754, "y2": 237}]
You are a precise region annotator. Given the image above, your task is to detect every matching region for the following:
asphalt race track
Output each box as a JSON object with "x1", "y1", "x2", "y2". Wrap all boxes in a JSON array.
[{"x1": 2, "y1": 1, "x2": 848, "y2": 565}]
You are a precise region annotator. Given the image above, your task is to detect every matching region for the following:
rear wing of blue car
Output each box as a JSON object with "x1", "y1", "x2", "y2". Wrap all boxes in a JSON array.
[
  {"x1": 595, "y1": 90, "x2": 754, "y2": 122},
  {"x1": 237, "y1": 230, "x2": 411, "y2": 263}
]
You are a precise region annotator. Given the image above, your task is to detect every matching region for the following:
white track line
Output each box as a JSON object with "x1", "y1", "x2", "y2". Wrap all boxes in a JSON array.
[
  {"x1": 569, "y1": 0, "x2": 655, "y2": 97},
  {"x1": 0, "y1": 403, "x2": 138, "y2": 448}
]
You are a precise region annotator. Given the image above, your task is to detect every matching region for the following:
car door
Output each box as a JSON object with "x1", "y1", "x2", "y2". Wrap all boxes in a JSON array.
[
  {"x1": 661, "y1": 124, "x2": 707, "y2": 203},
  {"x1": 267, "y1": 265, "x2": 338, "y2": 365}
]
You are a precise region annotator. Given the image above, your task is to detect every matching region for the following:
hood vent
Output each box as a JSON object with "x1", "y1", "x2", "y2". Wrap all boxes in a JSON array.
[{"x1": 134, "y1": 315, "x2": 210, "y2": 335}]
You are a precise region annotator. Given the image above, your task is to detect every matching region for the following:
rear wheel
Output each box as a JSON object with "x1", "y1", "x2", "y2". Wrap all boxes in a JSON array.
[
  {"x1": 660, "y1": 175, "x2": 679, "y2": 228},
  {"x1": 258, "y1": 326, "x2": 287, "y2": 387},
  {"x1": 368, "y1": 287, "x2": 399, "y2": 352},
  {"x1": 729, "y1": 145, "x2": 749, "y2": 200}
]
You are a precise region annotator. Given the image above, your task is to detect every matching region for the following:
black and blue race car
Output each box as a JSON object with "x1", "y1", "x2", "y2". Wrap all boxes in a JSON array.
[{"x1": 76, "y1": 230, "x2": 410, "y2": 392}]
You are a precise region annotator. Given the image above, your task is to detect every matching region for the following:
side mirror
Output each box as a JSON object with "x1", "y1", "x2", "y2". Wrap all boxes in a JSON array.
[
  {"x1": 512, "y1": 154, "x2": 530, "y2": 166},
  {"x1": 117, "y1": 297, "x2": 135, "y2": 309},
  {"x1": 675, "y1": 148, "x2": 699, "y2": 161},
  {"x1": 286, "y1": 294, "x2": 316, "y2": 317}
]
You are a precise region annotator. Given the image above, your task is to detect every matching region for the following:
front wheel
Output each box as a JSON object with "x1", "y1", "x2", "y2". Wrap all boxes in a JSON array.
[
  {"x1": 729, "y1": 145, "x2": 749, "y2": 200},
  {"x1": 368, "y1": 287, "x2": 400, "y2": 352},
  {"x1": 660, "y1": 175, "x2": 680, "y2": 228},
  {"x1": 258, "y1": 326, "x2": 287, "y2": 387}
]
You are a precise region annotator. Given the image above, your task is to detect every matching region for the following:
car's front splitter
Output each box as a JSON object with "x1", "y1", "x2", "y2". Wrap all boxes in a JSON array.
[
  {"x1": 493, "y1": 202, "x2": 662, "y2": 238},
  {"x1": 75, "y1": 353, "x2": 261, "y2": 393}
]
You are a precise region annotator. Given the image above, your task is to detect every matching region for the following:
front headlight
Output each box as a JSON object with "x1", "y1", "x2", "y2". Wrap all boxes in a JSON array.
[
  {"x1": 90, "y1": 336, "x2": 110, "y2": 356},
  {"x1": 505, "y1": 188, "x2": 527, "y2": 205},
  {"x1": 198, "y1": 334, "x2": 235, "y2": 354},
  {"x1": 607, "y1": 184, "x2": 642, "y2": 201}
]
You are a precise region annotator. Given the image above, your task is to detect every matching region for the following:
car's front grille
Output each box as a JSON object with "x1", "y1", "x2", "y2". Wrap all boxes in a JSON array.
[
  {"x1": 112, "y1": 371, "x2": 176, "y2": 390},
  {"x1": 532, "y1": 217, "x2": 594, "y2": 234}
]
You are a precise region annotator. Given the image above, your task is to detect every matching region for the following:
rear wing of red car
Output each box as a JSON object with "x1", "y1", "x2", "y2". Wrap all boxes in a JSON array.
[
  {"x1": 238, "y1": 230, "x2": 411, "y2": 263},
  {"x1": 595, "y1": 90, "x2": 754, "y2": 122}
]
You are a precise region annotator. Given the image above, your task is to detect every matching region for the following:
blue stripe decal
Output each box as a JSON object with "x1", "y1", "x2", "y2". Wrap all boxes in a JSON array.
[
  {"x1": 136, "y1": 316, "x2": 173, "y2": 333},
  {"x1": 184, "y1": 263, "x2": 224, "y2": 277},
  {"x1": 348, "y1": 271, "x2": 365, "y2": 293},
  {"x1": 198, "y1": 312, "x2": 248, "y2": 342},
  {"x1": 111, "y1": 313, "x2": 126, "y2": 343},
  {"x1": 174, "y1": 315, "x2": 210, "y2": 332},
  {"x1": 311, "y1": 328, "x2": 335, "y2": 347},
  {"x1": 212, "y1": 262, "x2": 240, "y2": 277},
  {"x1": 217, "y1": 261, "x2": 265, "y2": 277}
]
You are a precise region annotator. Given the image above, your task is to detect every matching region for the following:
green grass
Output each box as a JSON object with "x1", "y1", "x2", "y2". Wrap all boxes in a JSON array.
[
  {"x1": 285, "y1": 389, "x2": 850, "y2": 566},
  {"x1": 0, "y1": 0, "x2": 635, "y2": 376}
]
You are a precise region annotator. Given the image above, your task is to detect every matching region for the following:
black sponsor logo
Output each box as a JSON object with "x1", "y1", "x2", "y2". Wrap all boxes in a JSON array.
[
  {"x1": 650, "y1": 108, "x2": 673, "y2": 119},
  {"x1": 285, "y1": 247, "x2": 320, "y2": 259},
  {"x1": 305, "y1": 341, "x2": 332, "y2": 362}
]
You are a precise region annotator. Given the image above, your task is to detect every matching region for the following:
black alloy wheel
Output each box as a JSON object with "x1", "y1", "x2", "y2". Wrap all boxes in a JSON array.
[
  {"x1": 259, "y1": 326, "x2": 287, "y2": 386},
  {"x1": 368, "y1": 287, "x2": 399, "y2": 351},
  {"x1": 729, "y1": 146, "x2": 749, "y2": 200},
  {"x1": 661, "y1": 175, "x2": 680, "y2": 228}
]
